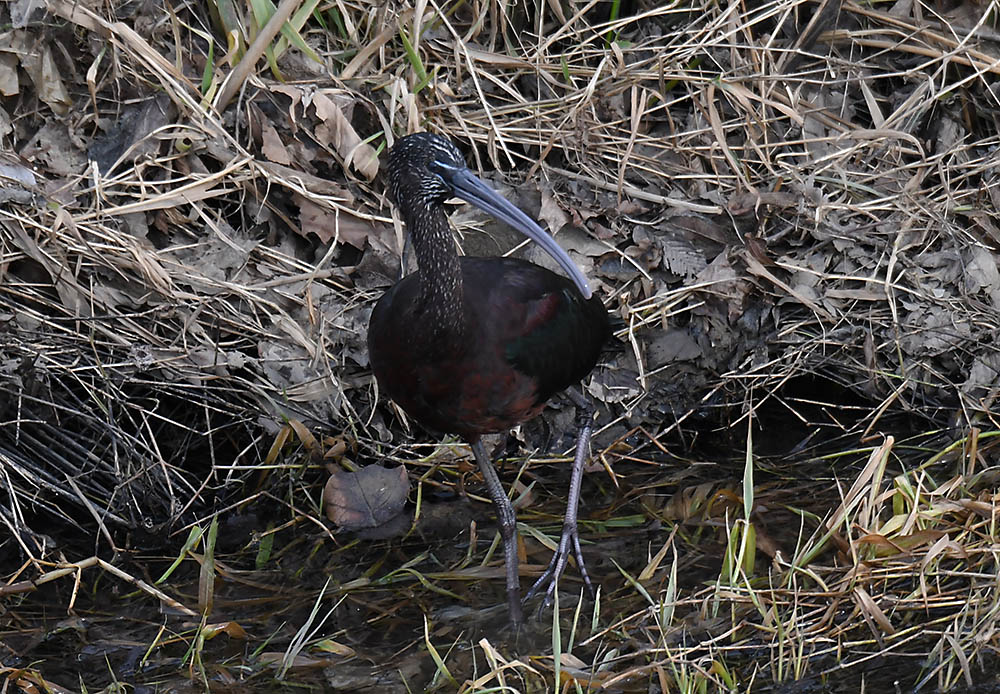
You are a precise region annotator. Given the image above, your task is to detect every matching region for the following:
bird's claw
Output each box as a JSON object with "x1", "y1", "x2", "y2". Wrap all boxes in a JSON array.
[{"x1": 523, "y1": 521, "x2": 596, "y2": 616}]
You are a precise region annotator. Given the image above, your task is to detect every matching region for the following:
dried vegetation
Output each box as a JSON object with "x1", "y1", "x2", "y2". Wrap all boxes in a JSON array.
[{"x1": 2, "y1": 0, "x2": 1000, "y2": 690}]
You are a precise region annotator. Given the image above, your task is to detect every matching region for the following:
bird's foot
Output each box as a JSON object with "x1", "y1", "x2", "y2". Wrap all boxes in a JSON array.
[
  {"x1": 522, "y1": 388, "x2": 599, "y2": 618},
  {"x1": 523, "y1": 519, "x2": 596, "y2": 616}
]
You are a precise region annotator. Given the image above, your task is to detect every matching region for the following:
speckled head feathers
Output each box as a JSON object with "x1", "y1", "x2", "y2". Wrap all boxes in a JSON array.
[
  {"x1": 387, "y1": 133, "x2": 466, "y2": 212},
  {"x1": 385, "y1": 131, "x2": 593, "y2": 298}
]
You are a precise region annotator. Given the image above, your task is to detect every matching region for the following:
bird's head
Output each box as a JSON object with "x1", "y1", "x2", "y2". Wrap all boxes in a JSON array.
[
  {"x1": 387, "y1": 132, "x2": 466, "y2": 210},
  {"x1": 385, "y1": 132, "x2": 593, "y2": 299}
]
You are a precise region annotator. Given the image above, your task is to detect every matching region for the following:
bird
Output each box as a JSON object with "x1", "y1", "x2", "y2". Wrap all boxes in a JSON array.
[{"x1": 368, "y1": 132, "x2": 611, "y2": 624}]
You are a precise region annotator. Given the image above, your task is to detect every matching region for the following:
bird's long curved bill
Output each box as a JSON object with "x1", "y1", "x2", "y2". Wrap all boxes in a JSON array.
[{"x1": 446, "y1": 168, "x2": 593, "y2": 299}]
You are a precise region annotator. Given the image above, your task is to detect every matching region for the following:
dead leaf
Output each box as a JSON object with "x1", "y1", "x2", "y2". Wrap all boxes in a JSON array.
[
  {"x1": 538, "y1": 188, "x2": 569, "y2": 232},
  {"x1": 658, "y1": 236, "x2": 707, "y2": 278},
  {"x1": 661, "y1": 482, "x2": 716, "y2": 522},
  {"x1": 744, "y1": 253, "x2": 835, "y2": 321},
  {"x1": 311, "y1": 90, "x2": 379, "y2": 180},
  {"x1": 964, "y1": 246, "x2": 1000, "y2": 308},
  {"x1": 260, "y1": 120, "x2": 292, "y2": 165},
  {"x1": 858, "y1": 529, "x2": 945, "y2": 556},
  {"x1": 0, "y1": 155, "x2": 36, "y2": 187},
  {"x1": 88, "y1": 93, "x2": 174, "y2": 174},
  {"x1": 287, "y1": 418, "x2": 322, "y2": 459},
  {"x1": 586, "y1": 365, "x2": 642, "y2": 403},
  {"x1": 294, "y1": 193, "x2": 392, "y2": 249},
  {"x1": 646, "y1": 328, "x2": 702, "y2": 368},
  {"x1": 11, "y1": 31, "x2": 72, "y2": 116},
  {"x1": 322, "y1": 436, "x2": 350, "y2": 462},
  {"x1": 727, "y1": 191, "x2": 759, "y2": 216},
  {"x1": 20, "y1": 122, "x2": 87, "y2": 178},
  {"x1": 11, "y1": 0, "x2": 45, "y2": 27},
  {"x1": 324, "y1": 465, "x2": 409, "y2": 531},
  {"x1": 0, "y1": 51, "x2": 18, "y2": 96},
  {"x1": 744, "y1": 235, "x2": 771, "y2": 266},
  {"x1": 200, "y1": 621, "x2": 249, "y2": 640},
  {"x1": 853, "y1": 585, "x2": 896, "y2": 635},
  {"x1": 0, "y1": 105, "x2": 11, "y2": 140},
  {"x1": 256, "y1": 160, "x2": 355, "y2": 201},
  {"x1": 314, "y1": 638, "x2": 356, "y2": 657},
  {"x1": 0, "y1": 154, "x2": 36, "y2": 205}
]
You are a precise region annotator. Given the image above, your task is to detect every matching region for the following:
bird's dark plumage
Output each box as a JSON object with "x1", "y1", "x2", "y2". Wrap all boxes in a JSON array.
[
  {"x1": 369, "y1": 256, "x2": 608, "y2": 437},
  {"x1": 368, "y1": 132, "x2": 610, "y2": 623}
]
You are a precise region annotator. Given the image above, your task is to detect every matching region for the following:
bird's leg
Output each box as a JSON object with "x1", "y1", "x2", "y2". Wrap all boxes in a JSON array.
[
  {"x1": 524, "y1": 389, "x2": 596, "y2": 612},
  {"x1": 471, "y1": 438, "x2": 524, "y2": 625}
]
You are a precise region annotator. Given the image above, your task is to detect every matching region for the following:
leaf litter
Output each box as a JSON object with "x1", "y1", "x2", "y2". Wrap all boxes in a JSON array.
[{"x1": 1, "y1": 0, "x2": 999, "y2": 691}]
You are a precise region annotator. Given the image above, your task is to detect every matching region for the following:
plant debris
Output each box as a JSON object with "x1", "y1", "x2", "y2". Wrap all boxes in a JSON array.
[
  {"x1": 1, "y1": 0, "x2": 999, "y2": 690},
  {"x1": 324, "y1": 464, "x2": 410, "y2": 533}
]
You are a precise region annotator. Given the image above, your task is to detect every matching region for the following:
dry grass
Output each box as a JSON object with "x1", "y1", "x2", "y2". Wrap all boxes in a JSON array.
[{"x1": 2, "y1": 0, "x2": 1000, "y2": 690}]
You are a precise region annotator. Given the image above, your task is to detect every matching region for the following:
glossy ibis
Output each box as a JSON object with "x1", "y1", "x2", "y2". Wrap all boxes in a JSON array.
[{"x1": 368, "y1": 132, "x2": 610, "y2": 623}]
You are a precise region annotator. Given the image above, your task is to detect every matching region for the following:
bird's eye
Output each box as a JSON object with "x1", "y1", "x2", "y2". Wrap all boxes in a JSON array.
[
  {"x1": 429, "y1": 158, "x2": 459, "y2": 175},
  {"x1": 427, "y1": 159, "x2": 453, "y2": 187}
]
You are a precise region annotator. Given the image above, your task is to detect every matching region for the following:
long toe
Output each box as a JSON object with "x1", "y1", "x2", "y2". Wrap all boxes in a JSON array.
[{"x1": 524, "y1": 522, "x2": 596, "y2": 615}]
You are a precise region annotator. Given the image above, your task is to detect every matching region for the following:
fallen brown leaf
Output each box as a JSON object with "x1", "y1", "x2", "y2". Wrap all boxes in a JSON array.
[
  {"x1": 311, "y1": 90, "x2": 379, "y2": 180},
  {"x1": 324, "y1": 465, "x2": 409, "y2": 531}
]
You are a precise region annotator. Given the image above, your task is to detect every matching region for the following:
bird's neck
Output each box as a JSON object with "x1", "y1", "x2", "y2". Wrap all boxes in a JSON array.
[{"x1": 411, "y1": 207, "x2": 465, "y2": 343}]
